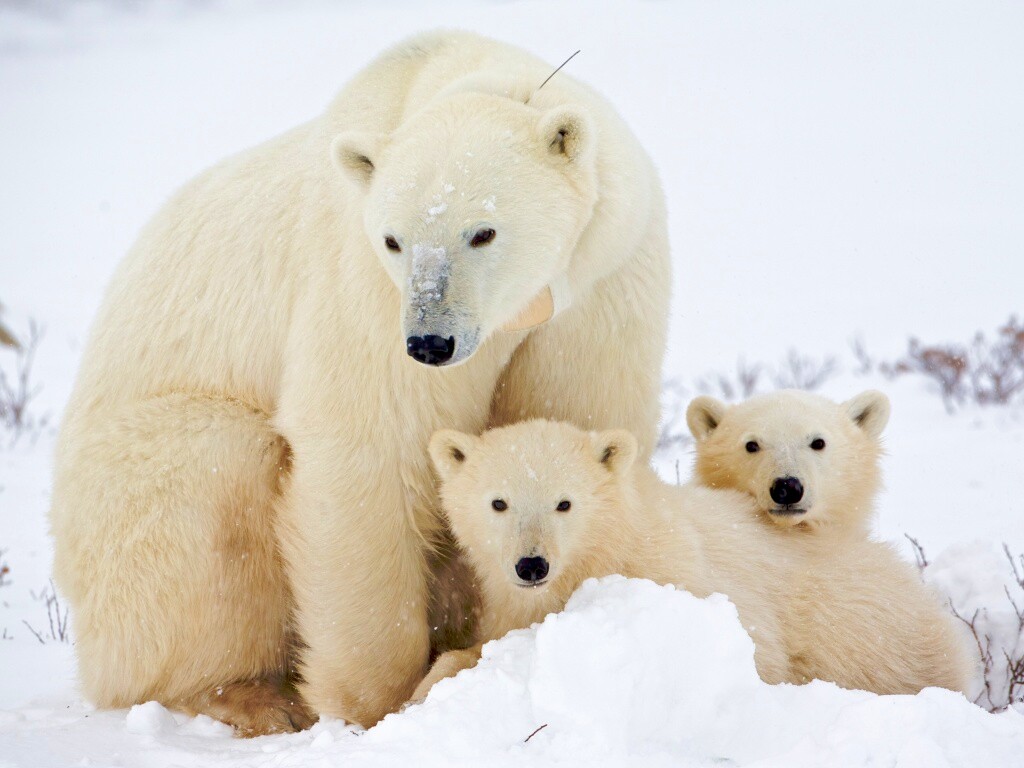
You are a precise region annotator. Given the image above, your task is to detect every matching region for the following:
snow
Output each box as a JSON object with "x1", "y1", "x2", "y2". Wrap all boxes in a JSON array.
[
  {"x1": 1, "y1": 0, "x2": 1023, "y2": 766},
  {"x1": 2, "y1": 579, "x2": 1022, "y2": 767},
  {"x1": 408, "y1": 244, "x2": 450, "y2": 319},
  {"x1": 370, "y1": 578, "x2": 1024, "y2": 767}
]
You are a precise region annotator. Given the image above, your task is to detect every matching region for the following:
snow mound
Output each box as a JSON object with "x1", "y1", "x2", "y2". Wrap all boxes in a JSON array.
[
  {"x1": 125, "y1": 701, "x2": 233, "y2": 738},
  {"x1": 2, "y1": 578, "x2": 1023, "y2": 767},
  {"x1": 361, "y1": 577, "x2": 1023, "y2": 767}
]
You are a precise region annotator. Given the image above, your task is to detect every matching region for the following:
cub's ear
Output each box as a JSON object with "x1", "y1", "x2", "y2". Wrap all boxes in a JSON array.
[
  {"x1": 686, "y1": 396, "x2": 727, "y2": 442},
  {"x1": 330, "y1": 131, "x2": 387, "y2": 187},
  {"x1": 429, "y1": 429, "x2": 479, "y2": 479},
  {"x1": 592, "y1": 429, "x2": 638, "y2": 476},
  {"x1": 843, "y1": 390, "x2": 891, "y2": 439},
  {"x1": 537, "y1": 105, "x2": 594, "y2": 164}
]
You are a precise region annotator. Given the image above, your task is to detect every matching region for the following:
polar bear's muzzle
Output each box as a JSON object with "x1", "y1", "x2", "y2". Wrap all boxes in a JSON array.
[{"x1": 402, "y1": 244, "x2": 484, "y2": 366}]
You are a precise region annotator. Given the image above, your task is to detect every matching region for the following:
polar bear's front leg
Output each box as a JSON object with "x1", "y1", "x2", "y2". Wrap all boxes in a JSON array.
[{"x1": 276, "y1": 455, "x2": 431, "y2": 727}]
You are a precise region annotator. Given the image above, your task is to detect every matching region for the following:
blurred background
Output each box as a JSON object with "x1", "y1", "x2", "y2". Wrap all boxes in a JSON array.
[{"x1": 2, "y1": 0, "x2": 1022, "y2": 386}]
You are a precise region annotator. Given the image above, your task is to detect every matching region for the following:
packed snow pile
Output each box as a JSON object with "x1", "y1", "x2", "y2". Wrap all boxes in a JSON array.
[
  {"x1": 372, "y1": 577, "x2": 1023, "y2": 767},
  {"x1": 3, "y1": 577, "x2": 1023, "y2": 768}
]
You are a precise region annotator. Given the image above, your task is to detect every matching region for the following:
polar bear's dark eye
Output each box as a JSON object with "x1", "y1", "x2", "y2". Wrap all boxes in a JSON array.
[
  {"x1": 491, "y1": 499, "x2": 508, "y2": 512},
  {"x1": 384, "y1": 235, "x2": 401, "y2": 253},
  {"x1": 470, "y1": 228, "x2": 496, "y2": 248},
  {"x1": 811, "y1": 438, "x2": 826, "y2": 451},
  {"x1": 745, "y1": 441, "x2": 760, "y2": 453},
  {"x1": 556, "y1": 500, "x2": 571, "y2": 512}
]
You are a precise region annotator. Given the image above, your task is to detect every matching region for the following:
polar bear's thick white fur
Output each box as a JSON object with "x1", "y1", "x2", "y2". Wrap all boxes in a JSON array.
[
  {"x1": 687, "y1": 389, "x2": 891, "y2": 536},
  {"x1": 49, "y1": 31, "x2": 670, "y2": 732},
  {"x1": 414, "y1": 420, "x2": 975, "y2": 702}
]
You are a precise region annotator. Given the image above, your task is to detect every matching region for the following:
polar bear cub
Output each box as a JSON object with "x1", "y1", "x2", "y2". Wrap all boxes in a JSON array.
[
  {"x1": 412, "y1": 419, "x2": 974, "y2": 703},
  {"x1": 686, "y1": 389, "x2": 890, "y2": 536}
]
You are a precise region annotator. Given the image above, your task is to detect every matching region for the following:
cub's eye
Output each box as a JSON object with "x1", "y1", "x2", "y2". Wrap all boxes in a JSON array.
[
  {"x1": 556, "y1": 500, "x2": 571, "y2": 512},
  {"x1": 745, "y1": 441, "x2": 760, "y2": 454},
  {"x1": 491, "y1": 499, "x2": 508, "y2": 512},
  {"x1": 470, "y1": 228, "x2": 496, "y2": 248},
  {"x1": 810, "y1": 438, "x2": 826, "y2": 451},
  {"x1": 384, "y1": 235, "x2": 401, "y2": 253}
]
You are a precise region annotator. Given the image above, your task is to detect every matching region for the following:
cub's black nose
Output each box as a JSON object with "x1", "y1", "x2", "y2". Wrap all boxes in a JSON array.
[
  {"x1": 770, "y1": 476, "x2": 804, "y2": 505},
  {"x1": 515, "y1": 556, "x2": 549, "y2": 583},
  {"x1": 406, "y1": 335, "x2": 455, "y2": 366}
]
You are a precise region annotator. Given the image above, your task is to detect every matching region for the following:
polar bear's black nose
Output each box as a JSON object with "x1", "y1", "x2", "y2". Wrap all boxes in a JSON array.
[
  {"x1": 515, "y1": 556, "x2": 549, "y2": 583},
  {"x1": 406, "y1": 335, "x2": 455, "y2": 365},
  {"x1": 770, "y1": 476, "x2": 804, "y2": 505}
]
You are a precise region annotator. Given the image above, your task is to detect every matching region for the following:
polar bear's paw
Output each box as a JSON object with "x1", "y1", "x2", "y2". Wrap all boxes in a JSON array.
[{"x1": 181, "y1": 676, "x2": 317, "y2": 737}]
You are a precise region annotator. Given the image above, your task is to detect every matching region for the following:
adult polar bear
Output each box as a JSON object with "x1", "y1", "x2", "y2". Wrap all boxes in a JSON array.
[{"x1": 50, "y1": 31, "x2": 670, "y2": 732}]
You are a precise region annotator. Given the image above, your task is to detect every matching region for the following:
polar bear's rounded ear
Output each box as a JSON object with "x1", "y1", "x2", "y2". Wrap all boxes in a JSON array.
[
  {"x1": 686, "y1": 396, "x2": 727, "y2": 442},
  {"x1": 537, "y1": 105, "x2": 594, "y2": 164},
  {"x1": 843, "y1": 390, "x2": 891, "y2": 439},
  {"x1": 429, "y1": 429, "x2": 479, "y2": 479},
  {"x1": 330, "y1": 131, "x2": 387, "y2": 187},
  {"x1": 592, "y1": 429, "x2": 638, "y2": 476}
]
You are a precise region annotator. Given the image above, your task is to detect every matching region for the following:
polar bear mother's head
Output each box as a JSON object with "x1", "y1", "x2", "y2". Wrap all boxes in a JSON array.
[{"x1": 332, "y1": 93, "x2": 598, "y2": 366}]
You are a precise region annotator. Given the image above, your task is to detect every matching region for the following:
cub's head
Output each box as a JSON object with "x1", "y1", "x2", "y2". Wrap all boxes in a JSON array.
[
  {"x1": 686, "y1": 389, "x2": 890, "y2": 533},
  {"x1": 428, "y1": 420, "x2": 636, "y2": 596},
  {"x1": 332, "y1": 92, "x2": 597, "y2": 367}
]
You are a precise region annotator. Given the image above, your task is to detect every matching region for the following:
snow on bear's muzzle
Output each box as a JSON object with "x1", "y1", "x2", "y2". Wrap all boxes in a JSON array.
[{"x1": 404, "y1": 244, "x2": 480, "y2": 367}]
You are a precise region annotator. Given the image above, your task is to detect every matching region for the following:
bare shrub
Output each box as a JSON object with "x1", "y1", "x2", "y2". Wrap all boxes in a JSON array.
[
  {"x1": 1004, "y1": 546, "x2": 1024, "y2": 708},
  {"x1": 0, "y1": 318, "x2": 47, "y2": 443},
  {"x1": 659, "y1": 319, "x2": 1024, "y2": 457},
  {"x1": 881, "y1": 340, "x2": 965, "y2": 411},
  {"x1": 904, "y1": 534, "x2": 929, "y2": 570},
  {"x1": 0, "y1": 312, "x2": 17, "y2": 349},
  {"x1": 659, "y1": 351, "x2": 836, "y2": 452},
  {"x1": 969, "y1": 318, "x2": 1024, "y2": 404},
  {"x1": 849, "y1": 335, "x2": 874, "y2": 376},
  {"x1": 882, "y1": 316, "x2": 1024, "y2": 412},
  {"x1": 949, "y1": 603, "x2": 999, "y2": 710},
  {"x1": 22, "y1": 580, "x2": 70, "y2": 644},
  {"x1": 0, "y1": 548, "x2": 10, "y2": 587},
  {"x1": 910, "y1": 537, "x2": 1024, "y2": 712},
  {"x1": 657, "y1": 378, "x2": 693, "y2": 451},
  {"x1": 694, "y1": 358, "x2": 764, "y2": 402},
  {"x1": 659, "y1": 359, "x2": 766, "y2": 449},
  {"x1": 688, "y1": 350, "x2": 834, "y2": 403},
  {"x1": 771, "y1": 349, "x2": 838, "y2": 391}
]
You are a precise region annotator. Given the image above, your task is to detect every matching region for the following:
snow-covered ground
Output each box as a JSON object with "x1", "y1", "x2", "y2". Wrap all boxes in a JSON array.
[{"x1": 1, "y1": 1, "x2": 1022, "y2": 766}]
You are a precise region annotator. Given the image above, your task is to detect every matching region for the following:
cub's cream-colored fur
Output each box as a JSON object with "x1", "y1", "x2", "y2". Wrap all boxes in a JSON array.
[
  {"x1": 687, "y1": 389, "x2": 891, "y2": 536},
  {"x1": 49, "y1": 31, "x2": 670, "y2": 731},
  {"x1": 413, "y1": 420, "x2": 975, "y2": 702}
]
